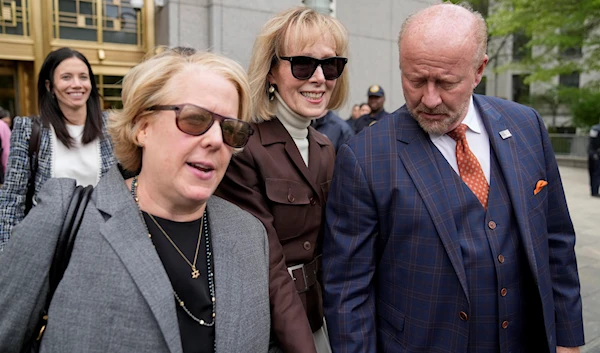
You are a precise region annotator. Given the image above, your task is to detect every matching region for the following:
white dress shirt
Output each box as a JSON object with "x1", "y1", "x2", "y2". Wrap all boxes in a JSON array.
[{"x1": 429, "y1": 96, "x2": 491, "y2": 184}]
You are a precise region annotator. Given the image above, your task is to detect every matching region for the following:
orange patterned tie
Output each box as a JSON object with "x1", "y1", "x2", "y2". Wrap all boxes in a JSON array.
[{"x1": 447, "y1": 124, "x2": 489, "y2": 209}]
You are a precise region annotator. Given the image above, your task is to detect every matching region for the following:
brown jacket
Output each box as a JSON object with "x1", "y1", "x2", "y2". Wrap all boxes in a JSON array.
[{"x1": 216, "y1": 118, "x2": 334, "y2": 353}]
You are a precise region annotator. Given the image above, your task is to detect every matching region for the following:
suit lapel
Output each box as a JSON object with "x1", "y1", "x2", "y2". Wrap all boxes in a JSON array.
[
  {"x1": 95, "y1": 168, "x2": 183, "y2": 353},
  {"x1": 396, "y1": 115, "x2": 470, "y2": 302},
  {"x1": 475, "y1": 97, "x2": 539, "y2": 277},
  {"x1": 207, "y1": 197, "x2": 241, "y2": 353},
  {"x1": 259, "y1": 119, "x2": 323, "y2": 196},
  {"x1": 307, "y1": 127, "x2": 324, "y2": 184}
]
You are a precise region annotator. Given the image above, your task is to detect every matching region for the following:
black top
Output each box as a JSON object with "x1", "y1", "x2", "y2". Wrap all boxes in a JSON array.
[{"x1": 142, "y1": 211, "x2": 215, "y2": 353}]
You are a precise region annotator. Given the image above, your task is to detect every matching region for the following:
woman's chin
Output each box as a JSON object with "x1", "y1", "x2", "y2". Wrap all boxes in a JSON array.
[
  {"x1": 300, "y1": 106, "x2": 328, "y2": 119},
  {"x1": 183, "y1": 187, "x2": 215, "y2": 205}
]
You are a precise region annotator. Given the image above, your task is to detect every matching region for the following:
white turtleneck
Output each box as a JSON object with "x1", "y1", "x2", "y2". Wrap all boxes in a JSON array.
[{"x1": 274, "y1": 91, "x2": 311, "y2": 166}]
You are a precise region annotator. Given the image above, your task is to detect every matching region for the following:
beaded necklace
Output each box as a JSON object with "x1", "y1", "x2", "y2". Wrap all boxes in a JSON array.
[{"x1": 131, "y1": 175, "x2": 217, "y2": 329}]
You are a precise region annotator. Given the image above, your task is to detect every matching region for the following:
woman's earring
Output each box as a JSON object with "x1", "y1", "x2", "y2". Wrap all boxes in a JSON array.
[{"x1": 268, "y1": 84, "x2": 275, "y2": 101}]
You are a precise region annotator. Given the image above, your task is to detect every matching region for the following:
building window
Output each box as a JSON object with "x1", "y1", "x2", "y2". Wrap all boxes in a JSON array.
[
  {"x1": 103, "y1": 1, "x2": 140, "y2": 45},
  {"x1": 474, "y1": 76, "x2": 486, "y2": 95},
  {"x1": 302, "y1": 0, "x2": 335, "y2": 16},
  {"x1": 512, "y1": 31, "x2": 531, "y2": 61},
  {"x1": 0, "y1": 0, "x2": 28, "y2": 36},
  {"x1": 512, "y1": 75, "x2": 530, "y2": 104},
  {"x1": 559, "y1": 25, "x2": 583, "y2": 59},
  {"x1": 559, "y1": 72, "x2": 580, "y2": 88},
  {"x1": 53, "y1": 0, "x2": 141, "y2": 46},
  {"x1": 96, "y1": 74, "x2": 123, "y2": 110},
  {"x1": 560, "y1": 44, "x2": 582, "y2": 59}
]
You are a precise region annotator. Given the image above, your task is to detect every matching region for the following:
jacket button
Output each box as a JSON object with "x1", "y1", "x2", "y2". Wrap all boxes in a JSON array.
[
  {"x1": 498, "y1": 254, "x2": 505, "y2": 264},
  {"x1": 459, "y1": 311, "x2": 468, "y2": 321},
  {"x1": 303, "y1": 241, "x2": 311, "y2": 250},
  {"x1": 500, "y1": 288, "x2": 507, "y2": 297},
  {"x1": 502, "y1": 320, "x2": 509, "y2": 329},
  {"x1": 287, "y1": 193, "x2": 295, "y2": 203},
  {"x1": 309, "y1": 197, "x2": 316, "y2": 206},
  {"x1": 488, "y1": 221, "x2": 497, "y2": 229}
]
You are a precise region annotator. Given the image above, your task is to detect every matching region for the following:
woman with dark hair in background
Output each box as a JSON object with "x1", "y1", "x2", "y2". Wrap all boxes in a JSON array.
[{"x1": 0, "y1": 47, "x2": 116, "y2": 250}]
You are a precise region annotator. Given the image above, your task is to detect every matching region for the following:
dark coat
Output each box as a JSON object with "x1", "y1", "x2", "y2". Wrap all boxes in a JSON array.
[
  {"x1": 311, "y1": 111, "x2": 355, "y2": 152},
  {"x1": 353, "y1": 109, "x2": 389, "y2": 133},
  {"x1": 216, "y1": 117, "x2": 334, "y2": 353}
]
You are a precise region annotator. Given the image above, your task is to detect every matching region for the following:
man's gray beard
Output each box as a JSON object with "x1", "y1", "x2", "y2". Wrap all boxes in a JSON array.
[
  {"x1": 412, "y1": 111, "x2": 461, "y2": 135},
  {"x1": 407, "y1": 102, "x2": 468, "y2": 135}
]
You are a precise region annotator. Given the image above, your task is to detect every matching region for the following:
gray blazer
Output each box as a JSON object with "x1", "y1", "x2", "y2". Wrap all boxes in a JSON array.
[{"x1": 0, "y1": 166, "x2": 271, "y2": 353}]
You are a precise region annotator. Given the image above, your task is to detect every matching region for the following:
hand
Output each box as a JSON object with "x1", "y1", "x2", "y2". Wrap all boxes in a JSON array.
[{"x1": 557, "y1": 347, "x2": 580, "y2": 353}]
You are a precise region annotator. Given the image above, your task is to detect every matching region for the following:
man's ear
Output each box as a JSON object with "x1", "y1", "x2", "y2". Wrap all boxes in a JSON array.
[{"x1": 473, "y1": 54, "x2": 489, "y2": 89}]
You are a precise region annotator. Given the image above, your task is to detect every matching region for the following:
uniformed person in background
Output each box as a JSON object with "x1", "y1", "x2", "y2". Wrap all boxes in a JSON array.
[
  {"x1": 589, "y1": 123, "x2": 600, "y2": 197},
  {"x1": 354, "y1": 84, "x2": 388, "y2": 133},
  {"x1": 312, "y1": 109, "x2": 355, "y2": 153}
]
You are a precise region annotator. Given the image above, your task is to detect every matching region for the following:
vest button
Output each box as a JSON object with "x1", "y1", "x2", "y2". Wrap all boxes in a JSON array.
[
  {"x1": 459, "y1": 311, "x2": 468, "y2": 321},
  {"x1": 497, "y1": 254, "x2": 505, "y2": 264},
  {"x1": 303, "y1": 241, "x2": 312, "y2": 250},
  {"x1": 502, "y1": 320, "x2": 509, "y2": 329},
  {"x1": 488, "y1": 220, "x2": 497, "y2": 229},
  {"x1": 310, "y1": 197, "x2": 316, "y2": 206},
  {"x1": 500, "y1": 288, "x2": 507, "y2": 297},
  {"x1": 287, "y1": 193, "x2": 295, "y2": 203}
]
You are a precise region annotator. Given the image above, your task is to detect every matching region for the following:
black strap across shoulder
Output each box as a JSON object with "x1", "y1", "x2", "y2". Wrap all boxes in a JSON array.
[{"x1": 21, "y1": 184, "x2": 94, "y2": 353}]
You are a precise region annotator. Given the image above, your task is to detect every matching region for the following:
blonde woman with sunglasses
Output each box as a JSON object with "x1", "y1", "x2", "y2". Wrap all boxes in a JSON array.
[
  {"x1": 216, "y1": 7, "x2": 349, "y2": 353},
  {"x1": 0, "y1": 48, "x2": 272, "y2": 353}
]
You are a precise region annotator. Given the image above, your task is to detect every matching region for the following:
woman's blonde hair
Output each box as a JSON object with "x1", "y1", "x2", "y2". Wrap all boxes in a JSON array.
[
  {"x1": 248, "y1": 6, "x2": 349, "y2": 123},
  {"x1": 108, "y1": 48, "x2": 252, "y2": 173}
]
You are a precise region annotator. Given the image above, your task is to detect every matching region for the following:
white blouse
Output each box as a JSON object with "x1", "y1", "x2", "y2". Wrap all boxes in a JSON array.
[{"x1": 51, "y1": 123, "x2": 101, "y2": 187}]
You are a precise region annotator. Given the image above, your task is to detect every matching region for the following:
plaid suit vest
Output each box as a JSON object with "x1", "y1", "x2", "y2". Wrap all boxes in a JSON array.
[{"x1": 434, "y1": 147, "x2": 546, "y2": 353}]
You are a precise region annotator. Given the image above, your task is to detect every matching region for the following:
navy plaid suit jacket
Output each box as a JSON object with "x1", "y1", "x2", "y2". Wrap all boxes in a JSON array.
[{"x1": 323, "y1": 95, "x2": 584, "y2": 353}]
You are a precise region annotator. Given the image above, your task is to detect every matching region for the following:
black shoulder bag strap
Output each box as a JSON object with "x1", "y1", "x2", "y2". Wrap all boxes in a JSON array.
[
  {"x1": 25, "y1": 117, "x2": 42, "y2": 215},
  {"x1": 23, "y1": 184, "x2": 94, "y2": 353}
]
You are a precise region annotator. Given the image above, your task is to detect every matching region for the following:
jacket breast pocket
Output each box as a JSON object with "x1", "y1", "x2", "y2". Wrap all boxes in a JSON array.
[
  {"x1": 527, "y1": 178, "x2": 548, "y2": 213},
  {"x1": 265, "y1": 178, "x2": 312, "y2": 241}
]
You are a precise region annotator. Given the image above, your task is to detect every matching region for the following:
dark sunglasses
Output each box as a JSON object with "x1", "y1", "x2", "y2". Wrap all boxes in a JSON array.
[
  {"x1": 147, "y1": 104, "x2": 254, "y2": 148},
  {"x1": 278, "y1": 56, "x2": 348, "y2": 80}
]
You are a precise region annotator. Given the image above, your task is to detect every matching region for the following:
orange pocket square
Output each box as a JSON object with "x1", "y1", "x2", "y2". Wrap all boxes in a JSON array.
[{"x1": 534, "y1": 180, "x2": 548, "y2": 195}]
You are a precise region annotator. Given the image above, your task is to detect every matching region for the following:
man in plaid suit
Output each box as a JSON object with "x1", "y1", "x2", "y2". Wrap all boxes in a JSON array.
[{"x1": 323, "y1": 4, "x2": 584, "y2": 353}]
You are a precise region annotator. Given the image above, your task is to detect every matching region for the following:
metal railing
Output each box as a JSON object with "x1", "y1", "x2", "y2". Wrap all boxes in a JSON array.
[{"x1": 548, "y1": 134, "x2": 588, "y2": 157}]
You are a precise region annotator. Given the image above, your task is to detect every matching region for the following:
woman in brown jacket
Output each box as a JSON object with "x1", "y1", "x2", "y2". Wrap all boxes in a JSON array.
[{"x1": 215, "y1": 7, "x2": 349, "y2": 353}]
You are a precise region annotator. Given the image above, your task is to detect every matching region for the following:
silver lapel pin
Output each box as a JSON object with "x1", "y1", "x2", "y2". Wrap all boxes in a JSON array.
[{"x1": 499, "y1": 129, "x2": 512, "y2": 139}]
